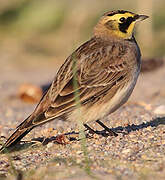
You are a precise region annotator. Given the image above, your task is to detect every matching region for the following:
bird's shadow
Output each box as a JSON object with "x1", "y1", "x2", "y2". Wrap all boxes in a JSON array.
[
  {"x1": 111, "y1": 116, "x2": 165, "y2": 133},
  {"x1": 2, "y1": 116, "x2": 165, "y2": 153}
]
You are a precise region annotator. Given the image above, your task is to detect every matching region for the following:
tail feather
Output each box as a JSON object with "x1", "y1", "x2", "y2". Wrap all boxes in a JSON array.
[
  {"x1": 0, "y1": 112, "x2": 55, "y2": 152},
  {"x1": 1, "y1": 127, "x2": 33, "y2": 151},
  {"x1": 0, "y1": 90, "x2": 52, "y2": 152},
  {"x1": 0, "y1": 115, "x2": 35, "y2": 152}
]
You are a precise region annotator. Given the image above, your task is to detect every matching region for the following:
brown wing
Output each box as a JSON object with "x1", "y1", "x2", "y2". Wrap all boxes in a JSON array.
[
  {"x1": 42, "y1": 38, "x2": 131, "y2": 119},
  {"x1": 1, "y1": 38, "x2": 133, "y2": 150}
]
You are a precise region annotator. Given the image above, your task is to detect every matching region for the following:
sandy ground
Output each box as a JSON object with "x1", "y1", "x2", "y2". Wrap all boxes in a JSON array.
[{"x1": 0, "y1": 58, "x2": 165, "y2": 180}]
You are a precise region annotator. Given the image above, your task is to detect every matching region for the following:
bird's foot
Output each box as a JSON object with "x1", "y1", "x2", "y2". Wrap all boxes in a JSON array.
[{"x1": 84, "y1": 120, "x2": 118, "y2": 137}]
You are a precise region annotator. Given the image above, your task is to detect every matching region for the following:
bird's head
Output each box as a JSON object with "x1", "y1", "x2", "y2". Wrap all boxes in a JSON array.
[{"x1": 94, "y1": 10, "x2": 149, "y2": 40}]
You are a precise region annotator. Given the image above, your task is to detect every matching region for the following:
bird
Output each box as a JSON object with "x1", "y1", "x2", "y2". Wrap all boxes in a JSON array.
[{"x1": 1, "y1": 10, "x2": 148, "y2": 151}]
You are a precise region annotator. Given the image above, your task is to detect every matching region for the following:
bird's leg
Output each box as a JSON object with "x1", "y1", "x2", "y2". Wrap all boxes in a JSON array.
[
  {"x1": 96, "y1": 120, "x2": 118, "y2": 137},
  {"x1": 84, "y1": 124, "x2": 96, "y2": 134},
  {"x1": 84, "y1": 123, "x2": 108, "y2": 137}
]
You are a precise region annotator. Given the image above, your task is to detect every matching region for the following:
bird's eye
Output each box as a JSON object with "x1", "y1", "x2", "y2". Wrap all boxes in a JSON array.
[{"x1": 119, "y1": 17, "x2": 125, "y2": 22}]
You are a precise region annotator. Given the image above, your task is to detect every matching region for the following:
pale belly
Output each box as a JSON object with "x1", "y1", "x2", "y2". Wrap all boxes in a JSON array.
[{"x1": 68, "y1": 69, "x2": 140, "y2": 123}]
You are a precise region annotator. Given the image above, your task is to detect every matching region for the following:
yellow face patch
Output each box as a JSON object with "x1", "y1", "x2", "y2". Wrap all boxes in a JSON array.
[
  {"x1": 114, "y1": 22, "x2": 135, "y2": 39},
  {"x1": 102, "y1": 12, "x2": 137, "y2": 39},
  {"x1": 108, "y1": 12, "x2": 135, "y2": 22}
]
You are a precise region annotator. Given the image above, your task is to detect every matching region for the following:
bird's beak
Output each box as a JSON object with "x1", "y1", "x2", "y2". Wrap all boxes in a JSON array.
[{"x1": 134, "y1": 14, "x2": 149, "y2": 22}]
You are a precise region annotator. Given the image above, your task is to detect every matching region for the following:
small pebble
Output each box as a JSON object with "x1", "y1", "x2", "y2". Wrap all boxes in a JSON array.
[
  {"x1": 154, "y1": 105, "x2": 165, "y2": 115},
  {"x1": 76, "y1": 150, "x2": 83, "y2": 155},
  {"x1": 122, "y1": 148, "x2": 131, "y2": 154},
  {"x1": 46, "y1": 142, "x2": 54, "y2": 149},
  {"x1": 76, "y1": 159, "x2": 82, "y2": 164}
]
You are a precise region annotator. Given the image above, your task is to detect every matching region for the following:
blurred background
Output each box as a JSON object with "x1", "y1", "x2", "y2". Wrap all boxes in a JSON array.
[
  {"x1": 0, "y1": 0, "x2": 165, "y2": 104},
  {"x1": 0, "y1": 0, "x2": 164, "y2": 67}
]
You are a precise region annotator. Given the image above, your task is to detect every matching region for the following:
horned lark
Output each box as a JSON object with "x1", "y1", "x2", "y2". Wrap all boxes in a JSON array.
[{"x1": 1, "y1": 10, "x2": 148, "y2": 150}]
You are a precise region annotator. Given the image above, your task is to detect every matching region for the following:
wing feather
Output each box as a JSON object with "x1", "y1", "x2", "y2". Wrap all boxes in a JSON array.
[{"x1": 45, "y1": 38, "x2": 130, "y2": 118}]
